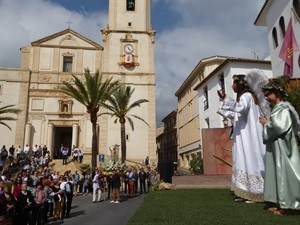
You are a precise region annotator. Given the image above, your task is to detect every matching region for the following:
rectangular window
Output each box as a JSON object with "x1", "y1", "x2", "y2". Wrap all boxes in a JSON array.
[
  {"x1": 219, "y1": 73, "x2": 225, "y2": 91},
  {"x1": 63, "y1": 56, "x2": 73, "y2": 72},
  {"x1": 127, "y1": 0, "x2": 135, "y2": 11},
  {"x1": 203, "y1": 86, "x2": 209, "y2": 110},
  {"x1": 205, "y1": 118, "x2": 210, "y2": 128}
]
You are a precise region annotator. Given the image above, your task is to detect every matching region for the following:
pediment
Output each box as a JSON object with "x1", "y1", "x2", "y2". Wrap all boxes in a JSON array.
[{"x1": 31, "y1": 29, "x2": 103, "y2": 50}]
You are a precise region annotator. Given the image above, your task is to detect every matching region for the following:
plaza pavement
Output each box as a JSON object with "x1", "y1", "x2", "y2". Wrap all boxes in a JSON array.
[
  {"x1": 47, "y1": 193, "x2": 144, "y2": 225},
  {"x1": 47, "y1": 175, "x2": 231, "y2": 225}
]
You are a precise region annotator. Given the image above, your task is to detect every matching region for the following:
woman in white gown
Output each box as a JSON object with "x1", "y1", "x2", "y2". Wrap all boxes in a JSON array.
[{"x1": 218, "y1": 74, "x2": 266, "y2": 203}]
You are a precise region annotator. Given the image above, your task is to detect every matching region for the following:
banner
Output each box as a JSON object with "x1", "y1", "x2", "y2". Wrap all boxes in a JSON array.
[{"x1": 279, "y1": 18, "x2": 299, "y2": 77}]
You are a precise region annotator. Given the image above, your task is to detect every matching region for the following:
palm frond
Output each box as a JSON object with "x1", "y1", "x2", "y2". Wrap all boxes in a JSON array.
[
  {"x1": 113, "y1": 118, "x2": 118, "y2": 124},
  {"x1": 213, "y1": 155, "x2": 232, "y2": 167},
  {"x1": 128, "y1": 114, "x2": 149, "y2": 127},
  {"x1": 0, "y1": 122, "x2": 12, "y2": 130},
  {"x1": 0, "y1": 102, "x2": 21, "y2": 130},
  {"x1": 60, "y1": 75, "x2": 89, "y2": 106},
  {"x1": 127, "y1": 99, "x2": 149, "y2": 111},
  {"x1": 0, "y1": 103, "x2": 21, "y2": 114},
  {"x1": 126, "y1": 116, "x2": 134, "y2": 131},
  {"x1": 0, "y1": 117, "x2": 19, "y2": 121},
  {"x1": 221, "y1": 148, "x2": 232, "y2": 152}
]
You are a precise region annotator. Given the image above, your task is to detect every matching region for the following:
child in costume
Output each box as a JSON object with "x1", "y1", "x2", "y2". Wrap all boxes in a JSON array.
[{"x1": 259, "y1": 80, "x2": 300, "y2": 215}]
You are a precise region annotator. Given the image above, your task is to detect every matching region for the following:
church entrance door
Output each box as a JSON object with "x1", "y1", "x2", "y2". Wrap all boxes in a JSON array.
[{"x1": 54, "y1": 127, "x2": 72, "y2": 159}]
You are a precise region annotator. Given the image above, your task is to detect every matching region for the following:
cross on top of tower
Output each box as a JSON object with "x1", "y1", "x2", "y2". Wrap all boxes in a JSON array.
[{"x1": 66, "y1": 20, "x2": 72, "y2": 29}]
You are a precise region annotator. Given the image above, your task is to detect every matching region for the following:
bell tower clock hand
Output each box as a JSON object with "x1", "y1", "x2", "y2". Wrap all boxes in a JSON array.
[{"x1": 124, "y1": 44, "x2": 134, "y2": 53}]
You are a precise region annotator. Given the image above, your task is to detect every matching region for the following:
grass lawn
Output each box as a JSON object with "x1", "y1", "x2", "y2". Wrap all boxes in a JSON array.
[{"x1": 128, "y1": 189, "x2": 300, "y2": 225}]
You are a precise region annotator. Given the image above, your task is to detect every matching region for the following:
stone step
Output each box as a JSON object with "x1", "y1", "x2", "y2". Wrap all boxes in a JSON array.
[{"x1": 50, "y1": 159, "x2": 82, "y2": 174}]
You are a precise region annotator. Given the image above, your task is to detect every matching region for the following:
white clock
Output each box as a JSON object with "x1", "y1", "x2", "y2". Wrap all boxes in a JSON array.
[{"x1": 124, "y1": 44, "x2": 134, "y2": 53}]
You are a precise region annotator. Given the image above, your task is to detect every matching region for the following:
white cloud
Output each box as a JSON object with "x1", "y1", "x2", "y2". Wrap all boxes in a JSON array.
[
  {"x1": 0, "y1": 0, "x2": 269, "y2": 126},
  {"x1": 154, "y1": 0, "x2": 269, "y2": 125},
  {"x1": 0, "y1": 0, "x2": 107, "y2": 67}
]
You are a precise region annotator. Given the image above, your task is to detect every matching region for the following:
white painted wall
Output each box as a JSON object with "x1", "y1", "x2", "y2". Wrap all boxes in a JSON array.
[
  {"x1": 196, "y1": 61, "x2": 273, "y2": 147},
  {"x1": 264, "y1": 0, "x2": 299, "y2": 77}
]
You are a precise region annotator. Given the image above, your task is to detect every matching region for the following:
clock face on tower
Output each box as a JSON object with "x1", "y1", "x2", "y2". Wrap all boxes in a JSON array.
[{"x1": 124, "y1": 44, "x2": 134, "y2": 53}]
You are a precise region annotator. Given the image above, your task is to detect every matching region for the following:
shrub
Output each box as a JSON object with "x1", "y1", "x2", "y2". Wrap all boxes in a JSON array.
[{"x1": 189, "y1": 153, "x2": 204, "y2": 175}]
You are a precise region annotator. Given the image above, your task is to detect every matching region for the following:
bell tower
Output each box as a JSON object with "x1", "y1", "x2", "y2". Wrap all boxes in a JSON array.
[{"x1": 100, "y1": 0, "x2": 156, "y2": 163}]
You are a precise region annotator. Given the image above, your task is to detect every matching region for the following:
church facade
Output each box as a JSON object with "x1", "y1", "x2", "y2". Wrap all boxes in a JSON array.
[{"x1": 0, "y1": 0, "x2": 157, "y2": 164}]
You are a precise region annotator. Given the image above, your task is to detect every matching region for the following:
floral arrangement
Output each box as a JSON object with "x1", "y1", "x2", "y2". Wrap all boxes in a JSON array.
[
  {"x1": 101, "y1": 160, "x2": 126, "y2": 177},
  {"x1": 150, "y1": 180, "x2": 176, "y2": 191}
]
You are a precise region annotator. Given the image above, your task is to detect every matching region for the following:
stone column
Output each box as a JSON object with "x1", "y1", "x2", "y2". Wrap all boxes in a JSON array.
[
  {"x1": 72, "y1": 124, "x2": 78, "y2": 147},
  {"x1": 47, "y1": 123, "x2": 54, "y2": 156},
  {"x1": 24, "y1": 123, "x2": 32, "y2": 147}
]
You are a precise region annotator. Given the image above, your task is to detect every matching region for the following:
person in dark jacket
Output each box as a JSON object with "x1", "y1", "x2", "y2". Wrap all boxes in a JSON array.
[
  {"x1": 17, "y1": 182, "x2": 35, "y2": 225},
  {"x1": 106, "y1": 175, "x2": 112, "y2": 200},
  {"x1": 63, "y1": 176, "x2": 73, "y2": 218},
  {"x1": 138, "y1": 168, "x2": 147, "y2": 194},
  {"x1": 110, "y1": 170, "x2": 121, "y2": 203},
  {"x1": 0, "y1": 184, "x2": 17, "y2": 225}
]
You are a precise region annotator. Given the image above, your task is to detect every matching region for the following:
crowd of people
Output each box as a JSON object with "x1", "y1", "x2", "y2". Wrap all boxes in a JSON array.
[
  {"x1": 0, "y1": 144, "x2": 52, "y2": 182},
  {"x1": 218, "y1": 71, "x2": 300, "y2": 215},
  {"x1": 0, "y1": 165, "x2": 75, "y2": 225},
  {"x1": 80, "y1": 166, "x2": 160, "y2": 202},
  {"x1": 0, "y1": 143, "x2": 161, "y2": 224}
]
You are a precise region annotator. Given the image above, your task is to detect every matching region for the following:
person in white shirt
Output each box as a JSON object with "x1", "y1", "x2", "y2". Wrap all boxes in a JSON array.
[
  {"x1": 32, "y1": 144, "x2": 38, "y2": 155},
  {"x1": 24, "y1": 144, "x2": 30, "y2": 154},
  {"x1": 16, "y1": 145, "x2": 23, "y2": 159},
  {"x1": 92, "y1": 170, "x2": 102, "y2": 203}
]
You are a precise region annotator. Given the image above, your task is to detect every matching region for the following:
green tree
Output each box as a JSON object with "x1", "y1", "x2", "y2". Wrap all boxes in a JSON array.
[
  {"x1": 0, "y1": 102, "x2": 21, "y2": 130},
  {"x1": 60, "y1": 68, "x2": 120, "y2": 169},
  {"x1": 189, "y1": 153, "x2": 204, "y2": 175},
  {"x1": 102, "y1": 85, "x2": 149, "y2": 163},
  {"x1": 276, "y1": 76, "x2": 300, "y2": 115}
]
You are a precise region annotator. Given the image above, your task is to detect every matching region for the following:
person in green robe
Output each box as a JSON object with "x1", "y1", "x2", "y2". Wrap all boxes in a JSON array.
[{"x1": 259, "y1": 80, "x2": 300, "y2": 215}]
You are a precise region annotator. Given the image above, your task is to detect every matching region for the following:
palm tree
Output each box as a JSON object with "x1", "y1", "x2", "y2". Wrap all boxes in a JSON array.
[
  {"x1": 60, "y1": 68, "x2": 120, "y2": 169},
  {"x1": 0, "y1": 102, "x2": 21, "y2": 130},
  {"x1": 102, "y1": 85, "x2": 149, "y2": 163}
]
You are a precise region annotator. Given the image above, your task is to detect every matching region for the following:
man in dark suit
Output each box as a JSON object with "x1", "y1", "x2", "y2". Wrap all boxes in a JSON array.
[{"x1": 138, "y1": 168, "x2": 147, "y2": 194}]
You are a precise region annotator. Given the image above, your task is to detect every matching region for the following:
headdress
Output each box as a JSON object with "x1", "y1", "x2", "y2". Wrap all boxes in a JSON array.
[
  {"x1": 261, "y1": 81, "x2": 288, "y2": 97},
  {"x1": 232, "y1": 74, "x2": 248, "y2": 86}
]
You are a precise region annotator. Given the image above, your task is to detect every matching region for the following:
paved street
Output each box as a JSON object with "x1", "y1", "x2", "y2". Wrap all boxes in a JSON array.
[
  {"x1": 46, "y1": 175, "x2": 231, "y2": 225},
  {"x1": 48, "y1": 193, "x2": 145, "y2": 225}
]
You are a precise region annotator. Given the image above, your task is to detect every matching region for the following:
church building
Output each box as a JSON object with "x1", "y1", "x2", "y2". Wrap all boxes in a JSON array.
[{"x1": 0, "y1": 0, "x2": 157, "y2": 164}]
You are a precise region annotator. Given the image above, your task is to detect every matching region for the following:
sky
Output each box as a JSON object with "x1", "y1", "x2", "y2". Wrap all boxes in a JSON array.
[{"x1": 0, "y1": 0, "x2": 269, "y2": 126}]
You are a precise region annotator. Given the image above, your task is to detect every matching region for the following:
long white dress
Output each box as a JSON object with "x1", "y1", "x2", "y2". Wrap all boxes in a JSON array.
[{"x1": 218, "y1": 92, "x2": 266, "y2": 202}]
